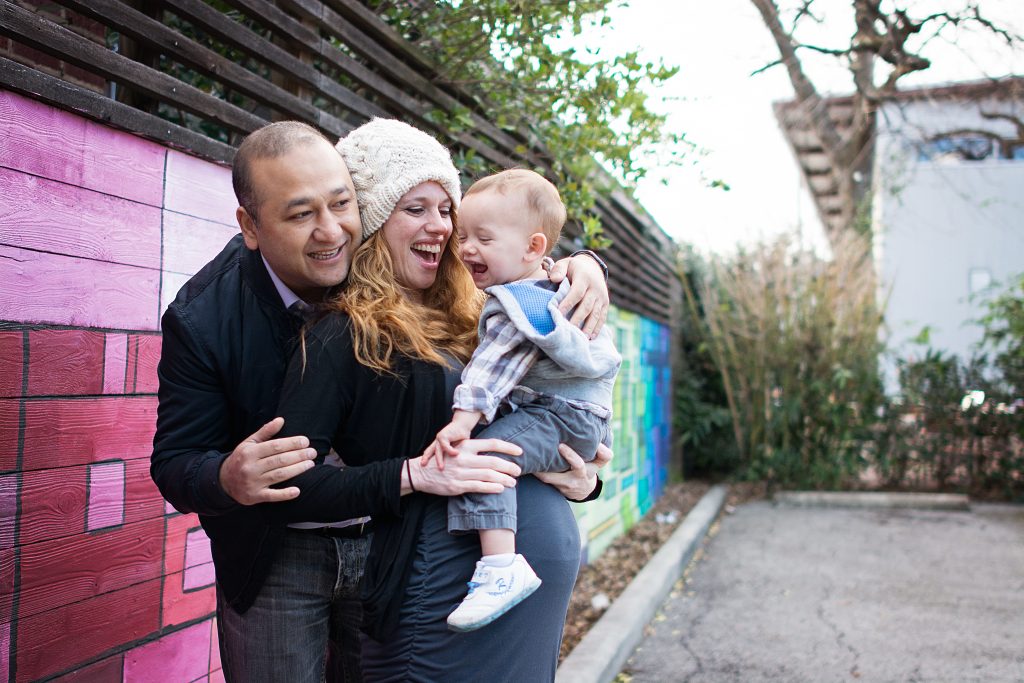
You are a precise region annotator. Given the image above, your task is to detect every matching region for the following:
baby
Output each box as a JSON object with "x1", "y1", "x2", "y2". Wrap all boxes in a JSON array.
[{"x1": 422, "y1": 169, "x2": 621, "y2": 632}]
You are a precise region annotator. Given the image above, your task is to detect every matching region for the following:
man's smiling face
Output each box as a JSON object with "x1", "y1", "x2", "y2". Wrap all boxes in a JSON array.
[{"x1": 237, "y1": 138, "x2": 363, "y2": 301}]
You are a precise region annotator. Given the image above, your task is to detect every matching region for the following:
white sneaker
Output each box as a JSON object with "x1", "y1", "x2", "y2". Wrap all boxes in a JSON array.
[{"x1": 447, "y1": 554, "x2": 542, "y2": 632}]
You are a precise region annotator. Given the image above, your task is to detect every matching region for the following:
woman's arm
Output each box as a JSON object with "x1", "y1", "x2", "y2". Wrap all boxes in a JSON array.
[{"x1": 547, "y1": 252, "x2": 610, "y2": 339}]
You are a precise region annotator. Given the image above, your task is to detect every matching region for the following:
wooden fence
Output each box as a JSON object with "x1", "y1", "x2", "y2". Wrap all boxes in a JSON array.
[{"x1": 0, "y1": 0, "x2": 680, "y2": 324}]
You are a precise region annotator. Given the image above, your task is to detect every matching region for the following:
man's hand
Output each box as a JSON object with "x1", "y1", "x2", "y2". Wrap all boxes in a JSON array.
[
  {"x1": 407, "y1": 437, "x2": 523, "y2": 496},
  {"x1": 548, "y1": 254, "x2": 609, "y2": 339},
  {"x1": 535, "y1": 442, "x2": 612, "y2": 500},
  {"x1": 219, "y1": 417, "x2": 316, "y2": 505}
]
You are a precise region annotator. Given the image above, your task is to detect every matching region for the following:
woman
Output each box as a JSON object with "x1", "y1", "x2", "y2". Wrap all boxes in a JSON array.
[{"x1": 275, "y1": 118, "x2": 608, "y2": 681}]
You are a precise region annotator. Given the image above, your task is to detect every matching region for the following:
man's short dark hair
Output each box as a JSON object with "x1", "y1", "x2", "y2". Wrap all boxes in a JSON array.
[{"x1": 232, "y1": 121, "x2": 333, "y2": 223}]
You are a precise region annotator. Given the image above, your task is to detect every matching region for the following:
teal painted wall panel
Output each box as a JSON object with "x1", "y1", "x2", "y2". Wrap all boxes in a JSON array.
[{"x1": 574, "y1": 307, "x2": 673, "y2": 562}]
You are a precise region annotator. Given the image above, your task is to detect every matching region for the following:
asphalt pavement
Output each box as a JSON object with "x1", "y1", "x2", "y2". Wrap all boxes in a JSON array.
[{"x1": 621, "y1": 498, "x2": 1024, "y2": 682}]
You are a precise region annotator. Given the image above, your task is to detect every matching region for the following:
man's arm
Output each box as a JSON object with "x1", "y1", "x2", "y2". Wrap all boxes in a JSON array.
[{"x1": 151, "y1": 307, "x2": 314, "y2": 514}]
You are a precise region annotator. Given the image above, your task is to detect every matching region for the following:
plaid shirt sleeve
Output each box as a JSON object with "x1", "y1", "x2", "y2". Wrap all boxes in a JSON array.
[{"x1": 452, "y1": 311, "x2": 542, "y2": 424}]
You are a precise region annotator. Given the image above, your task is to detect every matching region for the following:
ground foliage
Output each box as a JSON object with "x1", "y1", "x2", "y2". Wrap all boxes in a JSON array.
[{"x1": 677, "y1": 236, "x2": 1023, "y2": 500}]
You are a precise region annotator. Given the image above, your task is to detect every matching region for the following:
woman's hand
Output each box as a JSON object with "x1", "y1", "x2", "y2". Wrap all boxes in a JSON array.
[
  {"x1": 405, "y1": 437, "x2": 523, "y2": 496},
  {"x1": 535, "y1": 442, "x2": 612, "y2": 501},
  {"x1": 548, "y1": 255, "x2": 609, "y2": 339}
]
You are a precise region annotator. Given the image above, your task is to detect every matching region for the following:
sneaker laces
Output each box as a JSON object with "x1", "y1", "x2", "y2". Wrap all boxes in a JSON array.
[{"x1": 465, "y1": 564, "x2": 490, "y2": 597}]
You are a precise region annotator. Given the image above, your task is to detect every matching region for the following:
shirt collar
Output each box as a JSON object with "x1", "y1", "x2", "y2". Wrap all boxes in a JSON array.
[{"x1": 261, "y1": 255, "x2": 304, "y2": 310}]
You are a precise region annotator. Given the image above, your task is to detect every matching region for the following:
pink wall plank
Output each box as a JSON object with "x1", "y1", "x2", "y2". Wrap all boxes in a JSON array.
[
  {"x1": 1, "y1": 620, "x2": 9, "y2": 683},
  {"x1": 134, "y1": 334, "x2": 161, "y2": 394},
  {"x1": 0, "y1": 473, "x2": 15, "y2": 549},
  {"x1": 183, "y1": 561, "x2": 216, "y2": 592},
  {"x1": 0, "y1": 400, "x2": 19, "y2": 471},
  {"x1": 1, "y1": 548, "x2": 13, "y2": 622},
  {"x1": 0, "y1": 91, "x2": 165, "y2": 206},
  {"x1": 0, "y1": 332, "x2": 23, "y2": 398},
  {"x1": 209, "y1": 670, "x2": 225, "y2": 683},
  {"x1": 104, "y1": 333, "x2": 129, "y2": 394},
  {"x1": 0, "y1": 168, "x2": 162, "y2": 269},
  {"x1": 162, "y1": 515, "x2": 216, "y2": 628},
  {"x1": 185, "y1": 527, "x2": 212, "y2": 569},
  {"x1": 161, "y1": 570, "x2": 216, "y2": 630},
  {"x1": 87, "y1": 460, "x2": 126, "y2": 531},
  {"x1": 50, "y1": 654, "x2": 124, "y2": 682},
  {"x1": 21, "y1": 396, "x2": 156, "y2": 471},
  {"x1": 162, "y1": 211, "x2": 239, "y2": 276},
  {"x1": 184, "y1": 527, "x2": 214, "y2": 591},
  {"x1": 160, "y1": 271, "x2": 192, "y2": 327},
  {"x1": 27, "y1": 329, "x2": 105, "y2": 396},
  {"x1": 164, "y1": 151, "x2": 235, "y2": 225},
  {"x1": 209, "y1": 618, "x2": 221, "y2": 672},
  {"x1": 19, "y1": 460, "x2": 162, "y2": 546},
  {"x1": 0, "y1": 246, "x2": 160, "y2": 330},
  {"x1": 18, "y1": 517, "x2": 163, "y2": 620},
  {"x1": 123, "y1": 621, "x2": 211, "y2": 683},
  {"x1": 16, "y1": 577, "x2": 161, "y2": 681}
]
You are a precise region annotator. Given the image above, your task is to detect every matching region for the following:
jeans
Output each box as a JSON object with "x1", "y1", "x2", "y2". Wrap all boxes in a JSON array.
[{"x1": 217, "y1": 529, "x2": 370, "y2": 683}]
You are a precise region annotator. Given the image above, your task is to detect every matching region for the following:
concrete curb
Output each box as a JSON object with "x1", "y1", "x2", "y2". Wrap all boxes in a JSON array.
[
  {"x1": 774, "y1": 491, "x2": 970, "y2": 510},
  {"x1": 556, "y1": 484, "x2": 728, "y2": 683}
]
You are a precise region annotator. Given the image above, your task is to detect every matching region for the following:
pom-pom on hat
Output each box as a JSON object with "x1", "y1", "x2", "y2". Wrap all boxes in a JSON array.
[{"x1": 337, "y1": 118, "x2": 461, "y2": 240}]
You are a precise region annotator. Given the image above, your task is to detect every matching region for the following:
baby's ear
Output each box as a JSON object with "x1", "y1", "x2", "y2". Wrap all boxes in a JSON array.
[{"x1": 526, "y1": 232, "x2": 548, "y2": 260}]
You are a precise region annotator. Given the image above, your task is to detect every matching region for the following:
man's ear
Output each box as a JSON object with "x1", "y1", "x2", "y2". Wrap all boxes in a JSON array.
[
  {"x1": 237, "y1": 206, "x2": 259, "y2": 251},
  {"x1": 525, "y1": 232, "x2": 548, "y2": 261}
]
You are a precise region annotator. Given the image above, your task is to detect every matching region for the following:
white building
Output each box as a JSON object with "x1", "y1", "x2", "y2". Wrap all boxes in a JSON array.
[{"x1": 778, "y1": 78, "x2": 1024, "y2": 388}]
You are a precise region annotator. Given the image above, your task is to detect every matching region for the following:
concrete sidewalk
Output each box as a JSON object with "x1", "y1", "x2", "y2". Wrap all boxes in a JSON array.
[{"x1": 622, "y1": 499, "x2": 1024, "y2": 682}]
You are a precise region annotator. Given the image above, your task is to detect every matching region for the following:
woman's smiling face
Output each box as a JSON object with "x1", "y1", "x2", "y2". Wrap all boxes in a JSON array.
[{"x1": 380, "y1": 181, "x2": 454, "y2": 301}]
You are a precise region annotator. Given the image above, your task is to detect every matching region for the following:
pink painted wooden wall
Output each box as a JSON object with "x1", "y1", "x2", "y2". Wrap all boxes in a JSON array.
[{"x1": 1, "y1": 89, "x2": 239, "y2": 682}]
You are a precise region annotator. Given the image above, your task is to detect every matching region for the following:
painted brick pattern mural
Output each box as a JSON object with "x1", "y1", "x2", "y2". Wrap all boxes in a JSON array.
[
  {"x1": 0, "y1": 89, "x2": 673, "y2": 680},
  {"x1": 574, "y1": 310, "x2": 673, "y2": 561},
  {"x1": 1, "y1": 90, "x2": 232, "y2": 682}
]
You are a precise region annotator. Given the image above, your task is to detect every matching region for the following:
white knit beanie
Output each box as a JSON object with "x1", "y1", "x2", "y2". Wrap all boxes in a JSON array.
[{"x1": 337, "y1": 119, "x2": 462, "y2": 240}]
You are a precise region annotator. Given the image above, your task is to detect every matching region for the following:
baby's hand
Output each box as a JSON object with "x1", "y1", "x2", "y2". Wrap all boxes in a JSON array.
[
  {"x1": 420, "y1": 422, "x2": 470, "y2": 471},
  {"x1": 421, "y1": 410, "x2": 482, "y2": 470}
]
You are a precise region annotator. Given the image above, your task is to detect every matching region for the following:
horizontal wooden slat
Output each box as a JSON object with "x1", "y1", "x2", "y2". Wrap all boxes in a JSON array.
[
  {"x1": 160, "y1": 0, "x2": 380, "y2": 124},
  {"x1": 0, "y1": 89, "x2": 166, "y2": 205},
  {"x1": 19, "y1": 396, "x2": 157, "y2": 470},
  {"x1": 57, "y1": 0, "x2": 351, "y2": 138},
  {"x1": 14, "y1": 576, "x2": 161, "y2": 681},
  {"x1": 0, "y1": 245, "x2": 161, "y2": 331},
  {"x1": 0, "y1": 167, "x2": 162, "y2": 269},
  {"x1": 0, "y1": 3, "x2": 263, "y2": 135},
  {"x1": 18, "y1": 459, "x2": 163, "y2": 546},
  {"x1": 16, "y1": 517, "x2": 164, "y2": 620},
  {"x1": 0, "y1": 56, "x2": 235, "y2": 163}
]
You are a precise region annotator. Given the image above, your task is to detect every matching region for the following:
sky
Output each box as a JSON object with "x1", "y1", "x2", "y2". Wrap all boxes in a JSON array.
[{"x1": 580, "y1": 0, "x2": 1024, "y2": 255}]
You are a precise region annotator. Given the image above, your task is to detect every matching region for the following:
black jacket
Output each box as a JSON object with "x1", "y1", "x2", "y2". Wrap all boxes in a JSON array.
[{"x1": 151, "y1": 235, "x2": 403, "y2": 612}]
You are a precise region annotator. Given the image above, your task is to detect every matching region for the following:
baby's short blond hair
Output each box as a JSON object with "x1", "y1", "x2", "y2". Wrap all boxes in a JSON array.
[{"x1": 464, "y1": 169, "x2": 566, "y2": 255}]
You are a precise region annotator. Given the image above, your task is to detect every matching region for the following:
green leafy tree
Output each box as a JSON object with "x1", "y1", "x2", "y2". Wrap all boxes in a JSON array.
[{"x1": 370, "y1": 0, "x2": 691, "y2": 244}]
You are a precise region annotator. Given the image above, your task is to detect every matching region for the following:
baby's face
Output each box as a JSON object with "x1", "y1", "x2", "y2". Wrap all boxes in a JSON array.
[{"x1": 457, "y1": 189, "x2": 541, "y2": 289}]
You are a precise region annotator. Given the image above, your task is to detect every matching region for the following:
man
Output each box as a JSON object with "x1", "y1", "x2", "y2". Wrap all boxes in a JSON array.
[{"x1": 151, "y1": 122, "x2": 610, "y2": 682}]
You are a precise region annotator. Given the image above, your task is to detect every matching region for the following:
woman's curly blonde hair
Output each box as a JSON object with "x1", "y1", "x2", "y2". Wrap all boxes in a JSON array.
[{"x1": 327, "y1": 221, "x2": 483, "y2": 374}]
